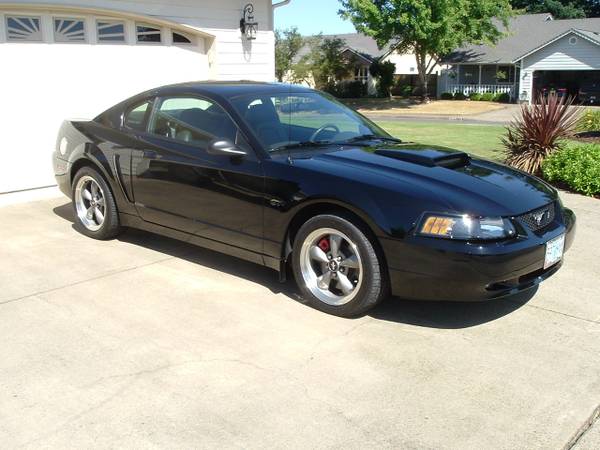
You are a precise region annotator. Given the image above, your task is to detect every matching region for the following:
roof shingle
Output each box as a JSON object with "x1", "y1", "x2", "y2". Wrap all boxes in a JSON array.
[{"x1": 443, "y1": 13, "x2": 600, "y2": 64}]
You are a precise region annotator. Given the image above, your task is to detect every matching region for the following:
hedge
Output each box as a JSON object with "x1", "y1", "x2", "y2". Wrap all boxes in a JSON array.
[{"x1": 542, "y1": 143, "x2": 600, "y2": 196}]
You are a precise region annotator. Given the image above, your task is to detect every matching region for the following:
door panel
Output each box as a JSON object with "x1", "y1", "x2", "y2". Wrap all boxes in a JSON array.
[{"x1": 131, "y1": 96, "x2": 265, "y2": 254}]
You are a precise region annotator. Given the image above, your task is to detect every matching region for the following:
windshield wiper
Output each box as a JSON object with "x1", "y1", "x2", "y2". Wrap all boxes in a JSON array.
[
  {"x1": 270, "y1": 140, "x2": 332, "y2": 153},
  {"x1": 342, "y1": 134, "x2": 403, "y2": 144}
]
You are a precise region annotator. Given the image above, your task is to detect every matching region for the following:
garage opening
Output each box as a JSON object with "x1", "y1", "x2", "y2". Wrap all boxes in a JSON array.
[{"x1": 533, "y1": 70, "x2": 600, "y2": 104}]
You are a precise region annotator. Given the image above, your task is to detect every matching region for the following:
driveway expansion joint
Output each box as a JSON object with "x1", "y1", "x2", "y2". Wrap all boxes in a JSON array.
[
  {"x1": 564, "y1": 403, "x2": 600, "y2": 450},
  {"x1": 0, "y1": 255, "x2": 178, "y2": 307},
  {"x1": 510, "y1": 300, "x2": 600, "y2": 325}
]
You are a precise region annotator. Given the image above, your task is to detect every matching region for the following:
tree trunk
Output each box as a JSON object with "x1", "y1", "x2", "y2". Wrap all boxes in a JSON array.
[{"x1": 415, "y1": 47, "x2": 430, "y2": 103}]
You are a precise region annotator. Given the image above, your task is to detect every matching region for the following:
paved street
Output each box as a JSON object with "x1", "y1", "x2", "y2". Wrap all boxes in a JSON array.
[{"x1": 0, "y1": 191, "x2": 599, "y2": 449}]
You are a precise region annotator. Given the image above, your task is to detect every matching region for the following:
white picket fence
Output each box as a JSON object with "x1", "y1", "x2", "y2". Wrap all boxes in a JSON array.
[{"x1": 448, "y1": 84, "x2": 515, "y2": 97}]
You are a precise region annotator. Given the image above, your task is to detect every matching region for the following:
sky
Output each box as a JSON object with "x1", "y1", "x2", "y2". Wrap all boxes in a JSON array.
[{"x1": 274, "y1": 0, "x2": 357, "y2": 35}]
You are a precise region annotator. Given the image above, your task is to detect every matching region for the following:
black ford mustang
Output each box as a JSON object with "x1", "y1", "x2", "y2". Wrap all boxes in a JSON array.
[{"x1": 53, "y1": 82, "x2": 575, "y2": 317}]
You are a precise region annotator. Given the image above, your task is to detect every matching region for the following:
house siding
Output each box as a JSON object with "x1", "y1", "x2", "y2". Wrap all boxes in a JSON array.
[
  {"x1": 0, "y1": 0, "x2": 275, "y2": 81},
  {"x1": 519, "y1": 33, "x2": 600, "y2": 102}
]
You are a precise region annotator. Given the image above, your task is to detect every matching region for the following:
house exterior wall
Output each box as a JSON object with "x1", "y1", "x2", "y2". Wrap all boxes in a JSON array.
[
  {"x1": 0, "y1": 0, "x2": 275, "y2": 192},
  {"x1": 519, "y1": 33, "x2": 600, "y2": 103},
  {"x1": 384, "y1": 51, "x2": 443, "y2": 76},
  {"x1": 2, "y1": 0, "x2": 275, "y2": 81}
]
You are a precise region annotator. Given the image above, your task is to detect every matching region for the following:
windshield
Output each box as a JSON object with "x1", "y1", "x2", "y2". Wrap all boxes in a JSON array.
[{"x1": 230, "y1": 91, "x2": 391, "y2": 152}]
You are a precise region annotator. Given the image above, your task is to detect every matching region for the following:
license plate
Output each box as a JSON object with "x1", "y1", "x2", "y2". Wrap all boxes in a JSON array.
[{"x1": 544, "y1": 234, "x2": 565, "y2": 269}]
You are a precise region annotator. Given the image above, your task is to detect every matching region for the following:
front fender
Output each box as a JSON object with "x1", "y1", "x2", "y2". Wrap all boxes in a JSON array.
[{"x1": 261, "y1": 160, "x2": 433, "y2": 260}]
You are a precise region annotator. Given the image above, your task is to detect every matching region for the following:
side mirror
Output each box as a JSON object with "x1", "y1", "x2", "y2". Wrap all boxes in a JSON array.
[{"x1": 207, "y1": 139, "x2": 247, "y2": 157}]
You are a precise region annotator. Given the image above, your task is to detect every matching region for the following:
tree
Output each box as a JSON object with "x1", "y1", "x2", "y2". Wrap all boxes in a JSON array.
[
  {"x1": 511, "y1": 0, "x2": 600, "y2": 18},
  {"x1": 310, "y1": 37, "x2": 354, "y2": 90},
  {"x1": 275, "y1": 27, "x2": 304, "y2": 82},
  {"x1": 370, "y1": 60, "x2": 396, "y2": 98},
  {"x1": 339, "y1": 0, "x2": 513, "y2": 101},
  {"x1": 511, "y1": 0, "x2": 585, "y2": 18}
]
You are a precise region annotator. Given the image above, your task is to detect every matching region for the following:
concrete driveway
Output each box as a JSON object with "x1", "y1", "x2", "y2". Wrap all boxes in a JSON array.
[{"x1": 1, "y1": 190, "x2": 599, "y2": 449}]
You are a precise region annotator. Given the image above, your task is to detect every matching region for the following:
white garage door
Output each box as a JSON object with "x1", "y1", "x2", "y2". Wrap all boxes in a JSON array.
[{"x1": 0, "y1": 12, "x2": 211, "y2": 193}]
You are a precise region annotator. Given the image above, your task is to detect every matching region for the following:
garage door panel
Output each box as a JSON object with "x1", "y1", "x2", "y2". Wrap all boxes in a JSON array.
[{"x1": 0, "y1": 44, "x2": 209, "y2": 192}]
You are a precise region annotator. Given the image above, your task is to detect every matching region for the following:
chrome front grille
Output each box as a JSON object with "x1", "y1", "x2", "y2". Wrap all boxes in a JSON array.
[{"x1": 517, "y1": 203, "x2": 556, "y2": 232}]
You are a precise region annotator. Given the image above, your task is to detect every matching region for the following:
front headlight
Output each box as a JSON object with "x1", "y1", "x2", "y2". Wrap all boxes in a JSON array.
[{"x1": 418, "y1": 213, "x2": 516, "y2": 240}]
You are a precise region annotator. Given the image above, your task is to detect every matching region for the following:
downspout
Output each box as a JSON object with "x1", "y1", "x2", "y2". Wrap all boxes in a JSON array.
[
  {"x1": 271, "y1": 0, "x2": 292, "y2": 82},
  {"x1": 273, "y1": 0, "x2": 292, "y2": 8}
]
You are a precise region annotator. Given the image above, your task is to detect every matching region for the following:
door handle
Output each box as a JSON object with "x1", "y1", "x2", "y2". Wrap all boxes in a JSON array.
[{"x1": 143, "y1": 150, "x2": 161, "y2": 159}]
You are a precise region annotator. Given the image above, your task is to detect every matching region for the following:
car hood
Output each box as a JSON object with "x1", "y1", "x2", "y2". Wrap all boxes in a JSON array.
[{"x1": 291, "y1": 143, "x2": 557, "y2": 217}]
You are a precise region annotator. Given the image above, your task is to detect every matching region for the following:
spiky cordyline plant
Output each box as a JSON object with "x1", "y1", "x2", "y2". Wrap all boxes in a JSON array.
[{"x1": 503, "y1": 93, "x2": 579, "y2": 175}]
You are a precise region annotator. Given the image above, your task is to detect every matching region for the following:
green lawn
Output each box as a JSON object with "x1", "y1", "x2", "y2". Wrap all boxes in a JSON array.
[{"x1": 375, "y1": 121, "x2": 507, "y2": 161}]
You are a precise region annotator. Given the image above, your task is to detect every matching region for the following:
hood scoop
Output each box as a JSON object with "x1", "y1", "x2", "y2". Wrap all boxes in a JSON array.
[{"x1": 374, "y1": 148, "x2": 470, "y2": 169}]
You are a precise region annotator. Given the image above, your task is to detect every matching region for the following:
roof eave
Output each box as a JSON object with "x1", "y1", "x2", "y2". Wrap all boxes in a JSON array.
[{"x1": 511, "y1": 28, "x2": 600, "y2": 63}]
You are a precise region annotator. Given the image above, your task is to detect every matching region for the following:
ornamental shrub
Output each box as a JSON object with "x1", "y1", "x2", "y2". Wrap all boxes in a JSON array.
[
  {"x1": 576, "y1": 109, "x2": 600, "y2": 132},
  {"x1": 495, "y1": 92, "x2": 511, "y2": 103},
  {"x1": 480, "y1": 92, "x2": 495, "y2": 102},
  {"x1": 401, "y1": 85, "x2": 413, "y2": 97},
  {"x1": 369, "y1": 60, "x2": 396, "y2": 98},
  {"x1": 440, "y1": 92, "x2": 453, "y2": 100},
  {"x1": 453, "y1": 92, "x2": 467, "y2": 100},
  {"x1": 503, "y1": 93, "x2": 579, "y2": 175},
  {"x1": 469, "y1": 92, "x2": 482, "y2": 101},
  {"x1": 542, "y1": 143, "x2": 600, "y2": 196}
]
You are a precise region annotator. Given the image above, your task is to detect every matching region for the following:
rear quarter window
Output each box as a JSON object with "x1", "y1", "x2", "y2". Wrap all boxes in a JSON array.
[{"x1": 124, "y1": 101, "x2": 151, "y2": 131}]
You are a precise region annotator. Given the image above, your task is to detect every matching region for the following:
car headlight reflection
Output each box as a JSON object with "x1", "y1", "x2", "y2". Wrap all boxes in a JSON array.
[{"x1": 418, "y1": 214, "x2": 516, "y2": 240}]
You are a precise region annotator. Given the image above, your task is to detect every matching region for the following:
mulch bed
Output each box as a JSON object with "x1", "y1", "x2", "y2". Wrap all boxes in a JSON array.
[{"x1": 572, "y1": 131, "x2": 600, "y2": 143}]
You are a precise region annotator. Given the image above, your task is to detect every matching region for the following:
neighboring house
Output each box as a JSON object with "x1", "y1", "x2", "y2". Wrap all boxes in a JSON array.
[
  {"x1": 291, "y1": 33, "x2": 443, "y2": 95},
  {"x1": 0, "y1": 0, "x2": 289, "y2": 193},
  {"x1": 441, "y1": 13, "x2": 600, "y2": 103}
]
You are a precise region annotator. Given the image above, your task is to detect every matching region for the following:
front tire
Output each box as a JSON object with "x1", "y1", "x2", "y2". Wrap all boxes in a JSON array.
[
  {"x1": 72, "y1": 166, "x2": 121, "y2": 240},
  {"x1": 292, "y1": 214, "x2": 388, "y2": 317}
]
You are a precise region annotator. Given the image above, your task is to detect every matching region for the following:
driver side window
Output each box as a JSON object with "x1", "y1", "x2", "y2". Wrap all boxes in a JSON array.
[{"x1": 149, "y1": 96, "x2": 238, "y2": 147}]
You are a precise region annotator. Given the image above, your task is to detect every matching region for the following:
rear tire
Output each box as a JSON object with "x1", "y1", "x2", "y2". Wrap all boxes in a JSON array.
[
  {"x1": 292, "y1": 214, "x2": 388, "y2": 317},
  {"x1": 71, "y1": 166, "x2": 121, "y2": 240}
]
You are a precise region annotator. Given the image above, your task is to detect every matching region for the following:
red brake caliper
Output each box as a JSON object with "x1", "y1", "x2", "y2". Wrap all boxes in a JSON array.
[{"x1": 318, "y1": 237, "x2": 330, "y2": 253}]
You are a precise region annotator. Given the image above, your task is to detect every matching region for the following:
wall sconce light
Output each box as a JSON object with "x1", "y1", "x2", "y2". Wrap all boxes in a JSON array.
[{"x1": 240, "y1": 3, "x2": 258, "y2": 40}]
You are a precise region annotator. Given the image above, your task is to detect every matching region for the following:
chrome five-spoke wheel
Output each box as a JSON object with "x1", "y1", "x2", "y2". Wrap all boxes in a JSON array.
[
  {"x1": 299, "y1": 228, "x2": 363, "y2": 306},
  {"x1": 75, "y1": 175, "x2": 106, "y2": 231}
]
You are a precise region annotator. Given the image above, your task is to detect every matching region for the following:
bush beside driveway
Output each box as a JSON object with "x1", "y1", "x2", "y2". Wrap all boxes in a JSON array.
[{"x1": 0, "y1": 191, "x2": 598, "y2": 449}]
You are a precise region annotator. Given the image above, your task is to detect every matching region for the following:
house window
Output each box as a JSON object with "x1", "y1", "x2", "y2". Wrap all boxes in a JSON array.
[
  {"x1": 54, "y1": 18, "x2": 86, "y2": 43},
  {"x1": 497, "y1": 65, "x2": 515, "y2": 83},
  {"x1": 97, "y1": 20, "x2": 126, "y2": 42},
  {"x1": 5, "y1": 16, "x2": 42, "y2": 42},
  {"x1": 173, "y1": 31, "x2": 193, "y2": 44},
  {"x1": 136, "y1": 23, "x2": 161, "y2": 43},
  {"x1": 354, "y1": 67, "x2": 368, "y2": 83}
]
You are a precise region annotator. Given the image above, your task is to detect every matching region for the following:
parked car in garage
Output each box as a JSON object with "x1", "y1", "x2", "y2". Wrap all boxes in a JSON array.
[
  {"x1": 578, "y1": 80, "x2": 600, "y2": 105},
  {"x1": 53, "y1": 82, "x2": 576, "y2": 317},
  {"x1": 541, "y1": 85, "x2": 569, "y2": 99}
]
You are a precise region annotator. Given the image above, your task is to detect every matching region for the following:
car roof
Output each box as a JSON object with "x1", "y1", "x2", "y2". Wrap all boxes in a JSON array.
[{"x1": 148, "y1": 81, "x2": 316, "y2": 99}]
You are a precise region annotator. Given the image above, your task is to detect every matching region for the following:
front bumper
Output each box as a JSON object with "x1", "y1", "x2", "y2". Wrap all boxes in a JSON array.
[{"x1": 383, "y1": 207, "x2": 576, "y2": 301}]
